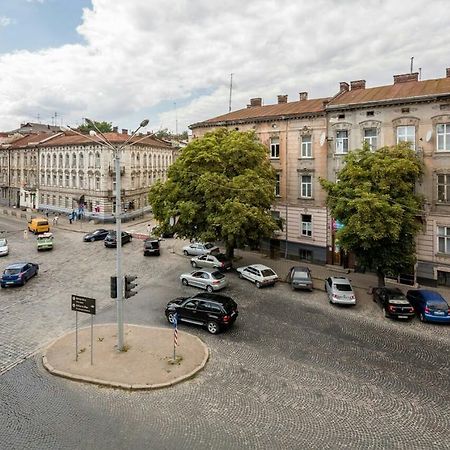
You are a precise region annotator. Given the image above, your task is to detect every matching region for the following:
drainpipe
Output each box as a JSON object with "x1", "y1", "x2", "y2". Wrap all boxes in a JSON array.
[{"x1": 284, "y1": 120, "x2": 289, "y2": 259}]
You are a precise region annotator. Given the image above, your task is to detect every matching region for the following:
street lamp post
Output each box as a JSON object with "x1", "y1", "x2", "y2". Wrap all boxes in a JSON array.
[{"x1": 66, "y1": 119, "x2": 149, "y2": 351}]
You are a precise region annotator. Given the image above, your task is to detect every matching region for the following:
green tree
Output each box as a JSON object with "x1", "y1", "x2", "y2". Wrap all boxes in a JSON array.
[
  {"x1": 78, "y1": 120, "x2": 113, "y2": 133},
  {"x1": 149, "y1": 128, "x2": 279, "y2": 257},
  {"x1": 320, "y1": 143, "x2": 423, "y2": 287}
]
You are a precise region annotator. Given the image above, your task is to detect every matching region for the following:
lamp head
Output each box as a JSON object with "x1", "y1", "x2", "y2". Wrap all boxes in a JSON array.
[
  {"x1": 89, "y1": 130, "x2": 97, "y2": 136},
  {"x1": 84, "y1": 118, "x2": 94, "y2": 126},
  {"x1": 140, "y1": 119, "x2": 149, "y2": 128}
]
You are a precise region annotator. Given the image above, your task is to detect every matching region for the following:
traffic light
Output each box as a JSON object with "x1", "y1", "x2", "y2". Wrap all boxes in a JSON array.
[
  {"x1": 110, "y1": 276, "x2": 117, "y2": 299},
  {"x1": 124, "y1": 275, "x2": 138, "y2": 298}
]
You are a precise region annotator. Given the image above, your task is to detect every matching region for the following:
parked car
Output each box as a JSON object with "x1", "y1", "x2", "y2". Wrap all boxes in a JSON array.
[
  {"x1": 165, "y1": 292, "x2": 238, "y2": 334},
  {"x1": 182, "y1": 242, "x2": 219, "y2": 256},
  {"x1": 236, "y1": 264, "x2": 278, "y2": 288},
  {"x1": 0, "y1": 238, "x2": 9, "y2": 256},
  {"x1": 287, "y1": 266, "x2": 313, "y2": 291},
  {"x1": 180, "y1": 269, "x2": 228, "y2": 292},
  {"x1": 83, "y1": 229, "x2": 110, "y2": 242},
  {"x1": 36, "y1": 232, "x2": 53, "y2": 251},
  {"x1": 406, "y1": 289, "x2": 450, "y2": 323},
  {"x1": 372, "y1": 287, "x2": 415, "y2": 320},
  {"x1": 1, "y1": 262, "x2": 39, "y2": 288},
  {"x1": 104, "y1": 231, "x2": 132, "y2": 248},
  {"x1": 191, "y1": 253, "x2": 232, "y2": 271},
  {"x1": 325, "y1": 276, "x2": 356, "y2": 305},
  {"x1": 143, "y1": 238, "x2": 160, "y2": 256}
]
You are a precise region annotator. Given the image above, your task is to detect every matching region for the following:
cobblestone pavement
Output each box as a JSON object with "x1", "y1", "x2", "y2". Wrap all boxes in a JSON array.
[{"x1": 0, "y1": 214, "x2": 449, "y2": 449}]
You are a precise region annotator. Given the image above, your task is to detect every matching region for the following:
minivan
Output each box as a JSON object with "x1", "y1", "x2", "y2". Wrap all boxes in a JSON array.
[
  {"x1": 143, "y1": 238, "x2": 160, "y2": 256},
  {"x1": 27, "y1": 217, "x2": 50, "y2": 234}
]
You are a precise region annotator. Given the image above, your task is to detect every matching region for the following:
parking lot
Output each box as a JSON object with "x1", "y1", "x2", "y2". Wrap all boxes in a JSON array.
[{"x1": 0, "y1": 213, "x2": 449, "y2": 449}]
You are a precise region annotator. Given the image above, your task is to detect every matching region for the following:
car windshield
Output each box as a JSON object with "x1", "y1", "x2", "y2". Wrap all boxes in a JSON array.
[
  {"x1": 204, "y1": 243, "x2": 214, "y2": 249},
  {"x1": 4, "y1": 268, "x2": 20, "y2": 275},
  {"x1": 293, "y1": 271, "x2": 309, "y2": 279},
  {"x1": 211, "y1": 271, "x2": 225, "y2": 279},
  {"x1": 261, "y1": 269, "x2": 276, "y2": 277},
  {"x1": 335, "y1": 283, "x2": 352, "y2": 291},
  {"x1": 0, "y1": 239, "x2": 6, "y2": 246},
  {"x1": 427, "y1": 300, "x2": 447, "y2": 308},
  {"x1": 389, "y1": 299, "x2": 410, "y2": 305},
  {"x1": 390, "y1": 293, "x2": 406, "y2": 300}
]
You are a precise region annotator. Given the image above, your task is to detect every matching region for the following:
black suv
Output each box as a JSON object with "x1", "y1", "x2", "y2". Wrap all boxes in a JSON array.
[
  {"x1": 104, "y1": 231, "x2": 132, "y2": 248},
  {"x1": 143, "y1": 238, "x2": 160, "y2": 256},
  {"x1": 165, "y1": 292, "x2": 238, "y2": 334},
  {"x1": 372, "y1": 287, "x2": 415, "y2": 320}
]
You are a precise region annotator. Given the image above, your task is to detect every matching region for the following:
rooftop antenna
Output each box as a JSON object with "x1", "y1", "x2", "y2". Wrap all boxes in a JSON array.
[
  {"x1": 410, "y1": 56, "x2": 414, "y2": 74},
  {"x1": 36, "y1": 113, "x2": 41, "y2": 123},
  {"x1": 419, "y1": 67, "x2": 422, "y2": 80},
  {"x1": 228, "y1": 73, "x2": 233, "y2": 112}
]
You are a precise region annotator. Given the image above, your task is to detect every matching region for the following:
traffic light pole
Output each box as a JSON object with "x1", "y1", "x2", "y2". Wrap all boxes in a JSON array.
[{"x1": 115, "y1": 145, "x2": 124, "y2": 351}]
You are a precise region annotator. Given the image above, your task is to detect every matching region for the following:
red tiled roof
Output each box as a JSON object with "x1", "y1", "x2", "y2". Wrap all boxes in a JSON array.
[
  {"x1": 328, "y1": 77, "x2": 450, "y2": 108},
  {"x1": 191, "y1": 98, "x2": 329, "y2": 128},
  {"x1": 5, "y1": 133, "x2": 54, "y2": 148}
]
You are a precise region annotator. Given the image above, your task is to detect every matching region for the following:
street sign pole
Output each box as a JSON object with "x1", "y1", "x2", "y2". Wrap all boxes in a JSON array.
[
  {"x1": 71, "y1": 295, "x2": 96, "y2": 364},
  {"x1": 75, "y1": 311, "x2": 78, "y2": 362},
  {"x1": 91, "y1": 315, "x2": 94, "y2": 365}
]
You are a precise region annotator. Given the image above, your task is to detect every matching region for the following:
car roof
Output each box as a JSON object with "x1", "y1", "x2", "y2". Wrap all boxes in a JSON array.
[
  {"x1": 383, "y1": 287, "x2": 404, "y2": 294},
  {"x1": 6, "y1": 262, "x2": 30, "y2": 269},
  {"x1": 330, "y1": 276, "x2": 351, "y2": 284},
  {"x1": 193, "y1": 292, "x2": 233, "y2": 304},
  {"x1": 291, "y1": 266, "x2": 310, "y2": 271},
  {"x1": 410, "y1": 290, "x2": 446, "y2": 301},
  {"x1": 247, "y1": 264, "x2": 274, "y2": 270}
]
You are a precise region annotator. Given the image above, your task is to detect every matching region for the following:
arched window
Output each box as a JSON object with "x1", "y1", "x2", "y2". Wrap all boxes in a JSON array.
[
  {"x1": 143, "y1": 153, "x2": 147, "y2": 167},
  {"x1": 79, "y1": 173, "x2": 84, "y2": 189},
  {"x1": 58, "y1": 153, "x2": 63, "y2": 167},
  {"x1": 95, "y1": 174, "x2": 100, "y2": 190},
  {"x1": 79, "y1": 153, "x2": 84, "y2": 168},
  {"x1": 136, "y1": 153, "x2": 140, "y2": 167},
  {"x1": 88, "y1": 152, "x2": 94, "y2": 168},
  {"x1": 41, "y1": 155, "x2": 45, "y2": 167},
  {"x1": 65, "y1": 153, "x2": 70, "y2": 168},
  {"x1": 52, "y1": 154, "x2": 57, "y2": 167},
  {"x1": 131, "y1": 152, "x2": 135, "y2": 167},
  {"x1": 72, "y1": 153, "x2": 77, "y2": 168},
  {"x1": 95, "y1": 152, "x2": 100, "y2": 168}
]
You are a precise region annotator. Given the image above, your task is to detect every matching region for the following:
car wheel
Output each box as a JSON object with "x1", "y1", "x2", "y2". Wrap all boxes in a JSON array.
[
  {"x1": 183, "y1": 250, "x2": 189, "y2": 256},
  {"x1": 181, "y1": 278, "x2": 189, "y2": 286},
  {"x1": 206, "y1": 285, "x2": 213, "y2": 293},
  {"x1": 238, "y1": 272, "x2": 243, "y2": 279},
  {"x1": 419, "y1": 312, "x2": 426, "y2": 322},
  {"x1": 1, "y1": 284, "x2": 5, "y2": 288},
  {"x1": 255, "y1": 281, "x2": 261, "y2": 289},
  {"x1": 191, "y1": 261, "x2": 197, "y2": 268},
  {"x1": 90, "y1": 237, "x2": 95, "y2": 242},
  {"x1": 383, "y1": 307, "x2": 389, "y2": 318},
  {"x1": 328, "y1": 295, "x2": 333, "y2": 304},
  {"x1": 207, "y1": 321, "x2": 219, "y2": 334},
  {"x1": 167, "y1": 312, "x2": 177, "y2": 324}
]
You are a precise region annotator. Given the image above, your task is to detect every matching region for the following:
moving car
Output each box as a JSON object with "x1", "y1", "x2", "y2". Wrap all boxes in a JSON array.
[
  {"x1": 1, "y1": 262, "x2": 39, "y2": 288},
  {"x1": 182, "y1": 242, "x2": 219, "y2": 256},
  {"x1": 104, "y1": 231, "x2": 132, "y2": 248},
  {"x1": 143, "y1": 238, "x2": 160, "y2": 256},
  {"x1": 180, "y1": 269, "x2": 228, "y2": 292},
  {"x1": 406, "y1": 289, "x2": 450, "y2": 323},
  {"x1": 165, "y1": 292, "x2": 238, "y2": 334},
  {"x1": 287, "y1": 266, "x2": 313, "y2": 291},
  {"x1": 27, "y1": 217, "x2": 50, "y2": 234},
  {"x1": 0, "y1": 238, "x2": 9, "y2": 256},
  {"x1": 36, "y1": 232, "x2": 53, "y2": 251},
  {"x1": 83, "y1": 229, "x2": 110, "y2": 242},
  {"x1": 325, "y1": 277, "x2": 356, "y2": 305},
  {"x1": 190, "y1": 253, "x2": 232, "y2": 271},
  {"x1": 236, "y1": 264, "x2": 278, "y2": 288},
  {"x1": 372, "y1": 287, "x2": 415, "y2": 320}
]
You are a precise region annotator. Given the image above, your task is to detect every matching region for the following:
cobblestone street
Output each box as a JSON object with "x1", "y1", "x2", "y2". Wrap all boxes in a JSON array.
[{"x1": 0, "y1": 214, "x2": 449, "y2": 449}]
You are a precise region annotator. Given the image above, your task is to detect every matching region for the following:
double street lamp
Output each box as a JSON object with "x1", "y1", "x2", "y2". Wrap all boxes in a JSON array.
[{"x1": 66, "y1": 119, "x2": 149, "y2": 351}]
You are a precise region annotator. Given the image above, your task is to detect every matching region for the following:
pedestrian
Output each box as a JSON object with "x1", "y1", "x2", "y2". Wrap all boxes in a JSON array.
[
  {"x1": 53, "y1": 215, "x2": 58, "y2": 226},
  {"x1": 69, "y1": 213, "x2": 73, "y2": 225},
  {"x1": 45, "y1": 210, "x2": 49, "y2": 218},
  {"x1": 147, "y1": 223, "x2": 152, "y2": 236},
  {"x1": 23, "y1": 229, "x2": 28, "y2": 240}
]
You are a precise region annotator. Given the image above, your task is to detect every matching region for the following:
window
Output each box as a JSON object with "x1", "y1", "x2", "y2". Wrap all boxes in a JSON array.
[
  {"x1": 65, "y1": 153, "x2": 70, "y2": 168},
  {"x1": 437, "y1": 124, "x2": 450, "y2": 151},
  {"x1": 437, "y1": 174, "x2": 450, "y2": 202},
  {"x1": 338, "y1": 114, "x2": 345, "y2": 120},
  {"x1": 270, "y1": 137, "x2": 280, "y2": 159},
  {"x1": 438, "y1": 226, "x2": 450, "y2": 253},
  {"x1": 95, "y1": 152, "x2": 100, "y2": 168},
  {"x1": 300, "y1": 175, "x2": 312, "y2": 198},
  {"x1": 79, "y1": 153, "x2": 84, "y2": 168},
  {"x1": 301, "y1": 214, "x2": 312, "y2": 237},
  {"x1": 366, "y1": 111, "x2": 374, "y2": 117},
  {"x1": 299, "y1": 249, "x2": 313, "y2": 261},
  {"x1": 301, "y1": 135, "x2": 312, "y2": 158},
  {"x1": 364, "y1": 128, "x2": 377, "y2": 150},
  {"x1": 397, "y1": 125, "x2": 415, "y2": 150},
  {"x1": 336, "y1": 130, "x2": 348, "y2": 154},
  {"x1": 275, "y1": 173, "x2": 281, "y2": 197}
]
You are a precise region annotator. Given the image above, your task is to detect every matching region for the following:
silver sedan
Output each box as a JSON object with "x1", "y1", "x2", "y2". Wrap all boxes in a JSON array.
[{"x1": 180, "y1": 270, "x2": 228, "y2": 292}]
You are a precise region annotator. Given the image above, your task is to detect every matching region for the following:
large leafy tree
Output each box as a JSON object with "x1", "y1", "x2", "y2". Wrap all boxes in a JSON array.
[
  {"x1": 320, "y1": 143, "x2": 423, "y2": 287},
  {"x1": 78, "y1": 120, "x2": 112, "y2": 133},
  {"x1": 149, "y1": 128, "x2": 278, "y2": 257}
]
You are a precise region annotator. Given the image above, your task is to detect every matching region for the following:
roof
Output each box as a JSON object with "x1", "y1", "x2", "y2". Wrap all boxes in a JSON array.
[
  {"x1": 190, "y1": 98, "x2": 328, "y2": 128},
  {"x1": 328, "y1": 77, "x2": 450, "y2": 108},
  {"x1": 8, "y1": 122, "x2": 61, "y2": 134}
]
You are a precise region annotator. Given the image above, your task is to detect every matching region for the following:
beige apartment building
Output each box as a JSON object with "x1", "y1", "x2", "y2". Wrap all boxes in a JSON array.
[
  {"x1": 191, "y1": 68, "x2": 450, "y2": 286},
  {"x1": 0, "y1": 129, "x2": 175, "y2": 221},
  {"x1": 190, "y1": 94, "x2": 330, "y2": 264}
]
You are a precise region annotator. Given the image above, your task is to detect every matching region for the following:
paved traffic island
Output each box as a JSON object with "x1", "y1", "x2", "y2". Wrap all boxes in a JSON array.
[{"x1": 42, "y1": 324, "x2": 209, "y2": 389}]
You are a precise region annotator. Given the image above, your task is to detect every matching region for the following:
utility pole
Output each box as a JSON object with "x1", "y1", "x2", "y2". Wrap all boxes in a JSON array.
[
  {"x1": 410, "y1": 56, "x2": 414, "y2": 74},
  {"x1": 228, "y1": 73, "x2": 233, "y2": 112}
]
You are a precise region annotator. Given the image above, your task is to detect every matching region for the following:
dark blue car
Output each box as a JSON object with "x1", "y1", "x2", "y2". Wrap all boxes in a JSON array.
[
  {"x1": 0, "y1": 262, "x2": 39, "y2": 288},
  {"x1": 406, "y1": 290, "x2": 450, "y2": 324}
]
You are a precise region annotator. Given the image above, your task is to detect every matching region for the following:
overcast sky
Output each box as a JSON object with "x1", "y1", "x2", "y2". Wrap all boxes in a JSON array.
[{"x1": 0, "y1": 0, "x2": 449, "y2": 134}]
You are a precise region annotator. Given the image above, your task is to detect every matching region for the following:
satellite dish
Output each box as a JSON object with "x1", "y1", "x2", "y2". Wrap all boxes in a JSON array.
[
  {"x1": 320, "y1": 132, "x2": 326, "y2": 146},
  {"x1": 425, "y1": 130, "x2": 432, "y2": 142}
]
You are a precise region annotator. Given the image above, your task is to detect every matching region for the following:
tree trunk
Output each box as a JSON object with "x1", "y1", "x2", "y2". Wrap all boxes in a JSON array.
[
  {"x1": 226, "y1": 245, "x2": 235, "y2": 259},
  {"x1": 376, "y1": 270, "x2": 385, "y2": 287}
]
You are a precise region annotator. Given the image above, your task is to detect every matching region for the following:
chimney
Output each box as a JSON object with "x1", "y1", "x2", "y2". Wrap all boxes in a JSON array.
[
  {"x1": 350, "y1": 80, "x2": 366, "y2": 90},
  {"x1": 113, "y1": 126, "x2": 118, "y2": 133},
  {"x1": 277, "y1": 95, "x2": 288, "y2": 104},
  {"x1": 446, "y1": 68, "x2": 450, "y2": 78},
  {"x1": 340, "y1": 82, "x2": 350, "y2": 92},
  {"x1": 393, "y1": 73, "x2": 419, "y2": 84},
  {"x1": 299, "y1": 92, "x2": 308, "y2": 101},
  {"x1": 122, "y1": 129, "x2": 128, "y2": 134},
  {"x1": 250, "y1": 98, "x2": 262, "y2": 107}
]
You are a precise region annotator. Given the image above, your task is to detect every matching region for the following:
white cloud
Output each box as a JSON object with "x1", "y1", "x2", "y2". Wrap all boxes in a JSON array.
[
  {"x1": 0, "y1": 0, "x2": 449, "y2": 132},
  {"x1": 0, "y1": 16, "x2": 12, "y2": 27}
]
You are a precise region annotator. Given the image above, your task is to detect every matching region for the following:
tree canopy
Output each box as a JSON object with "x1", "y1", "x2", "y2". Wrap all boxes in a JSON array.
[
  {"x1": 320, "y1": 143, "x2": 423, "y2": 286},
  {"x1": 154, "y1": 128, "x2": 188, "y2": 141},
  {"x1": 78, "y1": 120, "x2": 113, "y2": 133},
  {"x1": 149, "y1": 128, "x2": 278, "y2": 256}
]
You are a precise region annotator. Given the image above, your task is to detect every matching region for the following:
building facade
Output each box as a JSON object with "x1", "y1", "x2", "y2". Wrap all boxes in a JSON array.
[
  {"x1": 0, "y1": 130, "x2": 176, "y2": 221},
  {"x1": 190, "y1": 68, "x2": 450, "y2": 286}
]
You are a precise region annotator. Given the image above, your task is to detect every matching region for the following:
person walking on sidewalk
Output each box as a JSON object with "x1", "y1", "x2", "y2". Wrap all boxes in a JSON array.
[
  {"x1": 53, "y1": 215, "x2": 59, "y2": 226},
  {"x1": 69, "y1": 212, "x2": 73, "y2": 224}
]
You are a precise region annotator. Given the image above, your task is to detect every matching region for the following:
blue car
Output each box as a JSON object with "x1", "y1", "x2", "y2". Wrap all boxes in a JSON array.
[
  {"x1": 0, "y1": 262, "x2": 39, "y2": 288},
  {"x1": 406, "y1": 290, "x2": 450, "y2": 324}
]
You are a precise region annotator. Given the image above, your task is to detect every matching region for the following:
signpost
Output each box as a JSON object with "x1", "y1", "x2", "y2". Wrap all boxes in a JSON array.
[{"x1": 71, "y1": 295, "x2": 96, "y2": 365}]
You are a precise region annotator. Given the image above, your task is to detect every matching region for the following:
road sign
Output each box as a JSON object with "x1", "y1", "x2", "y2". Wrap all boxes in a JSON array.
[{"x1": 71, "y1": 295, "x2": 96, "y2": 315}]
